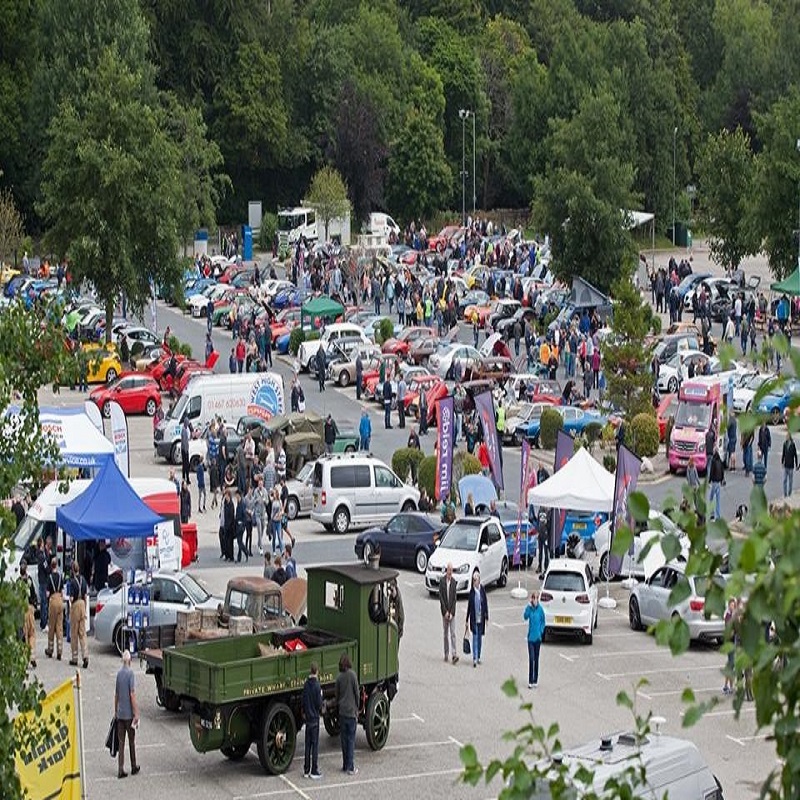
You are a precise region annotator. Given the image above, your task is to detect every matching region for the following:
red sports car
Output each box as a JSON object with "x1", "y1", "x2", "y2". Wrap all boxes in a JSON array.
[
  {"x1": 90, "y1": 373, "x2": 162, "y2": 418},
  {"x1": 657, "y1": 393, "x2": 678, "y2": 442},
  {"x1": 406, "y1": 376, "x2": 448, "y2": 425},
  {"x1": 382, "y1": 326, "x2": 436, "y2": 356}
]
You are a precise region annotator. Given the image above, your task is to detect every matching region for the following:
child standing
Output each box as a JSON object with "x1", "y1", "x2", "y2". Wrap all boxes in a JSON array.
[{"x1": 196, "y1": 460, "x2": 206, "y2": 513}]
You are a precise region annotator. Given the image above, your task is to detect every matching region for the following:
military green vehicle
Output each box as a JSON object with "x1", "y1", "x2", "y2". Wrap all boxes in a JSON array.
[{"x1": 161, "y1": 564, "x2": 401, "y2": 774}]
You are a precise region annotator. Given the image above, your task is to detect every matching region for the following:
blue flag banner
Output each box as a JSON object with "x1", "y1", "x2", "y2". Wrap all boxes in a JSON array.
[
  {"x1": 435, "y1": 395, "x2": 455, "y2": 501},
  {"x1": 608, "y1": 444, "x2": 643, "y2": 577},
  {"x1": 474, "y1": 391, "x2": 504, "y2": 491}
]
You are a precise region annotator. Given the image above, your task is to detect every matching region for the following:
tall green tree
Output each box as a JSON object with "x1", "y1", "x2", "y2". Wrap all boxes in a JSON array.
[
  {"x1": 750, "y1": 90, "x2": 800, "y2": 280},
  {"x1": 306, "y1": 166, "x2": 351, "y2": 241},
  {"x1": 696, "y1": 128, "x2": 757, "y2": 272},
  {"x1": 603, "y1": 277, "x2": 658, "y2": 418},
  {"x1": 387, "y1": 110, "x2": 452, "y2": 220},
  {"x1": 0, "y1": 301, "x2": 74, "y2": 799},
  {"x1": 38, "y1": 47, "x2": 218, "y2": 339}
]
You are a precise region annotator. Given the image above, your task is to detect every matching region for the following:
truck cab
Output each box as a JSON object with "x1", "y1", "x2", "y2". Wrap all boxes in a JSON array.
[
  {"x1": 221, "y1": 576, "x2": 307, "y2": 630},
  {"x1": 668, "y1": 380, "x2": 722, "y2": 474}
]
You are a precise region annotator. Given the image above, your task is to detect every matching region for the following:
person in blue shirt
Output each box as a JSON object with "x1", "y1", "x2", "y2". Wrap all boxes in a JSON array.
[
  {"x1": 523, "y1": 590, "x2": 546, "y2": 688},
  {"x1": 359, "y1": 409, "x2": 372, "y2": 451},
  {"x1": 465, "y1": 570, "x2": 488, "y2": 667}
]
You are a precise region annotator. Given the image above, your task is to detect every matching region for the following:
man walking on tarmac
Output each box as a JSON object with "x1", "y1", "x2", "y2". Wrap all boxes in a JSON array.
[
  {"x1": 68, "y1": 561, "x2": 89, "y2": 668},
  {"x1": 44, "y1": 557, "x2": 64, "y2": 660}
]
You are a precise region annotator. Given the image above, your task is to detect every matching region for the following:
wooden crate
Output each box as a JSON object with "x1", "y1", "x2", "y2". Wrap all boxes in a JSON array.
[
  {"x1": 175, "y1": 628, "x2": 186, "y2": 647},
  {"x1": 176, "y1": 609, "x2": 201, "y2": 632},
  {"x1": 200, "y1": 609, "x2": 220, "y2": 630},
  {"x1": 228, "y1": 616, "x2": 254, "y2": 637}
]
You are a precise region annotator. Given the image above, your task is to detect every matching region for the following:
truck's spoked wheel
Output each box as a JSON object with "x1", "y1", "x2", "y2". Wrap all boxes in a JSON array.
[
  {"x1": 323, "y1": 708, "x2": 340, "y2": 737},
  {"x1": 365, "y1": 690, "x2": 390, "y2": 751},
  {"x1": 257, "y1": 702, "x2": 296, "y2": 774}
]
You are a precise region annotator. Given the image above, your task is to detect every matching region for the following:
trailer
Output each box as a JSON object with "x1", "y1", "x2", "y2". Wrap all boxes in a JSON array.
[{"x1": 161, "y1": 564, "x2": 400, "y2": 774}]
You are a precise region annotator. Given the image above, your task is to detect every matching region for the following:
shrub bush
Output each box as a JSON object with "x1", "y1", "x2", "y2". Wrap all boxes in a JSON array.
[
  {"x1": 583, "y1": 421, "x2": 604, "y2": 450},
  {"x1": 418, "y1": 455, "x2": 437, "y2": 500},
  {"x1": 167, "y1": 334, "x2": 192, "y2": 358},
  {"x1": 539, "y1": 407, "x2": 564, "y2": 450},
  {"x1": 288, "y1": 327, "x2": 305, "y2": 355},
  {"x1": 603, "y1": 453, "x2": 617, "y2": 473},
  {"x1": 600, "y1": 421, "x2": 617, "y2": 449},
  {"x1": 258, "y1": 212, "x2": 278, "y2": 252},
  {"x1": 625, "y1": 412, "x2": 660, "y2": 458},
  {"x1": 391, "y1": 448, "x2": 425, "y2": 485},
  {"x1": 453, "y1": 450, "x2": 481, "y2": 485},
  {"x1": 376, "y1": 317, "x2": 394, "y2": 345}
]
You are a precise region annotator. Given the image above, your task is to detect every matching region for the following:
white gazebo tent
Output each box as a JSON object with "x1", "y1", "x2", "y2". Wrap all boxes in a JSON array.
[
  {"x1": 624, "y1": 210, "x2": 656, "y2": 290},
  {"x1": 527, "y1": 447, "x2": 614, "y2": 512}
]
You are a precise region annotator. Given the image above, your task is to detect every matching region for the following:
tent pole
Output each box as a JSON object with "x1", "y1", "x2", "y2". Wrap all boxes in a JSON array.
[{"x1": 74, "y1": 672, "x2": 88, "y2": 800}]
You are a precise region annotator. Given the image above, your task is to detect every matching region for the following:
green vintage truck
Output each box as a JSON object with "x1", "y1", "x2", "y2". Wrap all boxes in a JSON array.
[{"x1": 161, "y1": 563, "x2": 401, "y2": 774}]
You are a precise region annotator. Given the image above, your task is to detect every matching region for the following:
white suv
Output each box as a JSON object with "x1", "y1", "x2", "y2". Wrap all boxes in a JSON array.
[
  {"x1": 311, "y1": 454, "x2": 419, "y2": 533},
  {"x1": 425, "y1": 517, "x2": 509, "y2": 593},
  {"x1": 298, "y1": 323, "x2": 370, "y2": 371},
  {"x1": 540, "y1": 558, "x2": 598, "y2": 644}
]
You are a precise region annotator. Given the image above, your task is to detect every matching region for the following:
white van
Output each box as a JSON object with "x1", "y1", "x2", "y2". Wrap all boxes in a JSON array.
[
  {"x1": 527, "y1": 728, "x2": 723, "y2": 799},
  {"x1": 154, "y1": 372, "x2": 284, "y2": 463},
  {"x1": 311, "y1": 454, "x2": 419, "y2": 533},
  {"x1": 368, "y1": 212, "x2": 400, "y2": 239}
]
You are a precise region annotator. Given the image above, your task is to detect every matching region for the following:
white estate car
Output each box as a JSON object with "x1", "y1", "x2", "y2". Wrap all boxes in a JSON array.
[
  {"x1": 425, "y1": 516, "x2": 509, "y2": 594},
  {"x1": 540, "y1": 558, "x2": 598, "y2": 644},
  {"x1": 186, "y1": 283, "x2": 227, "y2": 317},
  {"x1": 732, "y1": 371, "x2": 776, "y2": 414}
]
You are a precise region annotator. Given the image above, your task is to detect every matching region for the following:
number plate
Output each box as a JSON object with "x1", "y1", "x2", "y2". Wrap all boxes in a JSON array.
[{"x1": 555, "y1": 615, "x2": 572, "y2": 624}]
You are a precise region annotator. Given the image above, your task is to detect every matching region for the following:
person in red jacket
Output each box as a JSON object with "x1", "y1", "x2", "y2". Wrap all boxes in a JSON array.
[{"x1": 477, "y1": 440, "x2": 491, "y2": 477}]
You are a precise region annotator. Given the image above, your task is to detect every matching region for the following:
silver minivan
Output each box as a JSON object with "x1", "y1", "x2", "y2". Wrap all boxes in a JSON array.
[{"x1": 310, "y1": 454, "x2": 420, "y2": 533}]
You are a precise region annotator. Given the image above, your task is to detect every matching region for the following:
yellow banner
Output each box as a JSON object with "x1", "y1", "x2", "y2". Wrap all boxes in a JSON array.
[{"x1": 15, "y1": 678, "x2": 82, "y2": 800}]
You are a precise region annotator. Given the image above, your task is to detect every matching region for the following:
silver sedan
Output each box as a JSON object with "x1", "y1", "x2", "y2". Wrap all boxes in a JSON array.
[
  {"x1": 629, "y1": 563, "x2": 725, "y2": 643},
  {"x1": 94, "y1": 570, "x2": 221, "y2": 654}
]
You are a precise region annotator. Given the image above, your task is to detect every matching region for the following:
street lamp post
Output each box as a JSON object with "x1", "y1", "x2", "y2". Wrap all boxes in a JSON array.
[
  {"x1": 471, "y1": 112, "x2": 476, "y2": 217},
  {"x1": 458, "y1": 108, "x2": 475, "y2": 225},
  {"x1": 796, "y1": 138, "x2": 800, "y2": 269},
  {"x1": 672, "y1": 126, "x2": 678, "y2": 247}
]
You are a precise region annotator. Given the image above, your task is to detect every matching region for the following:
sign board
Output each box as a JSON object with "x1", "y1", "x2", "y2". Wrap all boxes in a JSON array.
[
  {"x1": 156, "y1": 520, "x2": 180, "y2": 571},
  {"x1": 248, "y1": 201, "x2": 263, "y2": 234}
]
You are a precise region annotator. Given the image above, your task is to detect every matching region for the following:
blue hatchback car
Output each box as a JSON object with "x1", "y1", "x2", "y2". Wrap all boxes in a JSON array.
[{"x1": 756, "y1": 379, "x2": 800, "y2": 424}]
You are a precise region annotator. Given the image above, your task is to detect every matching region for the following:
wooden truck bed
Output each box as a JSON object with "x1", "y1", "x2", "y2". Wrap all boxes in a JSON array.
[{"x1": 163, "y1": 627, "x2": 356, "y2": 706}]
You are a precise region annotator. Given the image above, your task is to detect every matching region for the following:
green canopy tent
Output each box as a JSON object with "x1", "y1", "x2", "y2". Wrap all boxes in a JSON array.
[
  {"x1": 300, "y1": 295, "x2": 345, "y2": 329},
  {"x1": 770, "y1": 267, "x2": 800, "y2": 297}
]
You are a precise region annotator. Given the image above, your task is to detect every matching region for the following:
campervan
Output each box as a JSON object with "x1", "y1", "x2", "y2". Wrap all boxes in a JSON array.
[
  {"x1": 153, "y1": 372, "x2": 285, "y2": 464},
  {"x1": 277, "y1": 206, "x2": 351, "y2": 252},
  {"x1": 367, "y1": 212, "x2": 400, "y2": 240},
  {"x1": 668, "y1": 379, "x2": 722, "y2": 474}
]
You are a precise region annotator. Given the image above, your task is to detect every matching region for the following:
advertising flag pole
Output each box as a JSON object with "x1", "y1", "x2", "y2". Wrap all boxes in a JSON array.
[{"x1": 74, "y1": 671, "x2": 89, "y2": 800}]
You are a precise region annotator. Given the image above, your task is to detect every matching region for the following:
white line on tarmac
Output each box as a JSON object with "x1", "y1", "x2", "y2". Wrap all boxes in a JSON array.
[
  {"x1": 279, "y1": 774, "x2": 312, "y2": 800},
  {"x1": 558, "y1": 653, "x2": 576, "y2": 663},
  {"x1": 597, "y1": 664, "x2": 722, "y2": 679},
  {"x1": 681, "y1": 706, "x2": 755, "y2": 719},
  {"x1": 586, "y1": 648, "x2": 677, "y2": 659},
  {"x1": 93, "y1": 769, "x2": 188, "y2": 783},
  {"x1": 644, "y1": 686, "x2": 724, "y2": 698},
  {"x1": 392, "y1": 713, "x2": 425, "y2": 723},
  {"x1": 726, "y1": 733, "x2": 770, "y2": 747},
  {"x1": 316, "y1": 739, "x2": 457, "y2": 759},
  {"x1": 491, "y1": 621, "x2": 526, "y2": 629},
  {"x1": 449, "y1": 735, "x2": 464, "y2": 747},
  {"x1": 413, "y1": 712, "x2": 425, "y2": 723},
  {"x1": 85, "y1": 742, "x2": 166, "y2": 754},
  {"x1": 234, "y1": 768, "x2": 464, "y2": 798}
]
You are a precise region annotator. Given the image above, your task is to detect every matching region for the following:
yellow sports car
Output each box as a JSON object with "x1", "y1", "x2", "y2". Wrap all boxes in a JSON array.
[{"x1": 79, "y1": 343, "x2": 122, "y2": 384}]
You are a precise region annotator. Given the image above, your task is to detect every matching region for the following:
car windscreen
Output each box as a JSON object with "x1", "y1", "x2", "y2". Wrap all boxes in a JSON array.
[
  {"x1": 674, "y1": 402, "x2": 711, "y2": 429},
  {"x1": 168, "y1": 394, "x2": 188, "y2": 421},
  {"x1": 13, "y1": 515, "x2": 45, "y2": 552},
  {"x1": 438, "y1": 522, "x2": 480, "y2": 551},
  {"x1": 544, "y1": 571, "x2": 586, "y2": 593},
  {"x1": 180, "y1": 574, "x2": 211, "y2": 604}
]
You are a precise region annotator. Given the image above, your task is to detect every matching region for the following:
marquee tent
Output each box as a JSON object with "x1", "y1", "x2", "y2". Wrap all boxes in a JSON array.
[
  {"x1": 770, "y1": 267, "x2": 800, "y2": 297},
  {"x1": 526, "y1": 447, "x2": 614, "y2": 512},
  {"x1": 6, "y1": 405, "x2": 114, "y2": 469},
  {"x1": 56, "y1": 458, "x2": 164, "y2": 541},
  {"x1": 300, "y1": 295, "x2": 345, "y2": 328}
]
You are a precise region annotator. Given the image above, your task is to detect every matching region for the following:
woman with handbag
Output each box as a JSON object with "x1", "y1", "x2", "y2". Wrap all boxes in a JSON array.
[{"x1": 465, "y1": 570, "x2": 488, "y2": 668}]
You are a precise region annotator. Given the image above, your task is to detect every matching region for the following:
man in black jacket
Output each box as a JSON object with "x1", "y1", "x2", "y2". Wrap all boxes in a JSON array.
[
  {"x1": 708, "y1": 446, "x2": 725, "y2": 521},
  {"x1": 301, "y1": 663, "x2": 323, "y2": 779},
  {"x1": 758, "y1": 421, "x2": 772, "y2": 469},
  {"x1": 315, "y1": 346, "x2": 326, "y2": 392},
  {"x1": 382, "y1": 378, "x2": 393, "y2": 429},
  {"x1": 324, "y1": 415, "x2": 336, "y2": 454},
  {"x1": 781, "y1": 432, "x2": 798, "y2": 497}
]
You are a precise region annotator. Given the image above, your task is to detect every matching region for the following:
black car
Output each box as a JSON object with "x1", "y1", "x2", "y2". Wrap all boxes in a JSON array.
[
  {"x1": 354, "y1": 513, "x2": 446, "y2": 574},
  {"x1": 496, "y1": 306, "x2": 537, "y2": 337}
]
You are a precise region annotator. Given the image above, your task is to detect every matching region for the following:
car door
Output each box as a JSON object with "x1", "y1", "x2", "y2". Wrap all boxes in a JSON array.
[
  {"x1": 380, "y1": 514, "x2": 406, "y2": 565},
  {"x1": 639, "y1": 567, "x2": 668, "y2": 624},
  {"x1": 561, "y1": 407, "x2": 579, "y2": 433},
  {"x1": 157, "y1": 577, "x2": 190, "y2": 626},
  {"x1": 373, "y1": 465, "x2": 404, "y2": 521},
  {"x1": 484, "y1": 521, "x2": 504, "y2": 581}
]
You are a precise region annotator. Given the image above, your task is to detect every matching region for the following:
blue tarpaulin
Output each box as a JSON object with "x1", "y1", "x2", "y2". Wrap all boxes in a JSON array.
[{"x1": 56, "y1": 458, "x2": 164, "y2": 541}]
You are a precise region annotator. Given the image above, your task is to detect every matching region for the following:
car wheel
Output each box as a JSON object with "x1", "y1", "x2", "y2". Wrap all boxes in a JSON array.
[
  {"x1": 105, "y1": 367, "x2": 118, "y2": 383},
  {"x1": 333, "y1": 506, "x2": 350, "y2": 534},
  {"x1": 771, "y1": 407, "x2": 782, "y2": 425},
  {"x1": 145, "y1": 398, "x2": 157, "y2": 417},
  {"x1": 170, "y1": 441, "x2": 181, "y2": 466},
  {"x1": 401, "y1": 500, "x2": 416, "y2": 513},
  {"x1": 497, "y1": 557, "x2": 508, "y2": 588},
  {"x1": 667, "y1": 377, "x2": 678, "y2": 393},
  {"x1": 338, "y1": 370, "x2": 349, "y2": 387},
  {"x1": 286, "y1": 496, "x2": 299, "y2": 521},
  {"x1": 102, "y1": 401, "x2": 112, "y2": 419},
  {"x1": 362, "y1": 541, "x2": 374, "y2": 565},
  {"x1": 113, "y1": 622, "x2": 131, "y2": 657},
  {"x1": 415, "y1": 548, "x2": 429, "y2": 574},
  {"x1": 598, "y1": 552, "x2": 611, "y2": 583},
  {"x1": 583, "y1": 629, "x2": 593, "y2": 645},
  {"x1": 189, "y1": 455, "x2": 201, "y2": 471},
  {"x1": 629, "y1": 596, "x2": 642, "y2": 631}
]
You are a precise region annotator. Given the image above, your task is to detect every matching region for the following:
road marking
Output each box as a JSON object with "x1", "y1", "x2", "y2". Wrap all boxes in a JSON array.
[
  {"x1": 85, "y1": 741, "x2": 165, "y2": 754},
  {"x1": 681, "y1": 706, "x2": 755, "y2": 719},
  {"x1": 392, "y1": 713, "x2": 425, "y2": 723},
  {"x1": 413, "y1": 712, "x2": 425, "y2": 723},
  {"x1": 491, "y1": 621, "x2": 526, "y2": 630},
  {"x1": 235, "y1": 768, "x2": 464, "y2": 798},
  {"x1": 726, "y1": 733, "x2": 770, "y2": 747},
  {"x1": 588, "y1": 648, "x2": 677, "y2": 659},
  {"x1": 93, "y1": 769, "x2": 188, "y2": 783},
  {"x1": 597, "y1": 664, "x2": 722, "y2": 679},
  {"x1": 449, "y1": 735, "x2": 464, "y2": 748},
  {"x1": 317, "y1": 739, "x2": 456, "y2": 759},
  {"x1": 280, "y1": 774, "x2": 312, "y2": 800},
  {"x1": 645, "y1": 686, "x2": 725, "y2": 698},
  {"x1": 558, "y1": 652, "x2": 576, "y2": 663}
]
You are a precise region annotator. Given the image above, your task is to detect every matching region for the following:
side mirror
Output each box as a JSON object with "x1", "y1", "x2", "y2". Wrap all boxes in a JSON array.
[{"x1": 184, "y1": 598, "x2": 192, "y2": 607}]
